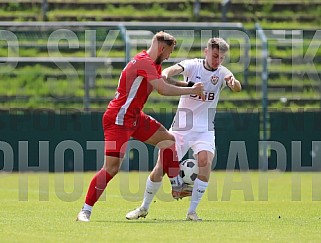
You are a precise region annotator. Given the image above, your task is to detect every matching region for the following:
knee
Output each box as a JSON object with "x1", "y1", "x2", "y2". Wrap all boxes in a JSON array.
[
  {"x1": 103, "y1": 156, "x2": 121, "y2": 177},
  {"x1": 157, "y1": 132, "x2": 175, "y2": 149},
  {"x1": 198, "y1": 158, "x2": 211, "y2": 169},
  {"x1": 197, "y1": 151, "x2": 214, "y2": 169},
  {"x1": 168, "y1": 133, "x2": 175, "y2": 141},
  {"x1": 103, "y1": 164, "x2": 119, "y2": 177}
]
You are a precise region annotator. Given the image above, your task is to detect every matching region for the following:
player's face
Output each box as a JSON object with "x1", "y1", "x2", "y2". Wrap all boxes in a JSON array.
[
  {"x1": 204, "y1": 47, "x2": 226, "y2": 70},
  {"x1": 155, "y1": 44, "x2": 175, "y2": 64}
]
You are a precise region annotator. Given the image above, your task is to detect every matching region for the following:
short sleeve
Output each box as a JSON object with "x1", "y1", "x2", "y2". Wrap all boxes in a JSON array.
[
  {"x1": 178, "y1": 59, "x2": 194, "y2": 76},
  {"x1": 136, "y1": 58, "x2": 161, "y2": 82}
]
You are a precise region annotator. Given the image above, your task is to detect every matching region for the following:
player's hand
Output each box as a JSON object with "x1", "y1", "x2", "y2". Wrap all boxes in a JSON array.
[
  {"x1": 161, "y1": 74, "x2": 168, "y2": 80},
  {"x1": 192, "y1": 82, "x2": 205, "y2": 101},
  {"x1": 225, "y1": 75, "x2": 235, "y2": 89}
]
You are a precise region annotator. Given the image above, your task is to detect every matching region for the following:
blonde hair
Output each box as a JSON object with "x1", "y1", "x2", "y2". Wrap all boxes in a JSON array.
[
  {"x1": 153, "y1": 31, "x2": 176, "y2": 47},
  {"x1": 207, "y1": 37, "x2": 229, "y2": 53}
]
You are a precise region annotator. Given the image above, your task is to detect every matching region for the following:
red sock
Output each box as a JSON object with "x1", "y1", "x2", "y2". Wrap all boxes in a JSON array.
[
  {"x1": 85, "y1": 168, "x2": 113, "y2": 206},
  {"x1": 160, "y1": 143, "x2": 180, "y2": 178}
]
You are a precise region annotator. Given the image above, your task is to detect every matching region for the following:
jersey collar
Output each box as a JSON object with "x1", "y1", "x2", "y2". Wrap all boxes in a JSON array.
[{"x1": 203, "y1": 59, "x2": 218, "y2": 72}]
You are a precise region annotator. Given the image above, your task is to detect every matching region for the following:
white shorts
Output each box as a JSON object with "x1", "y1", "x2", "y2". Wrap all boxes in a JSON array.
[{"x1": 170, "y1": 129, "x2": 215, "y2": 161}]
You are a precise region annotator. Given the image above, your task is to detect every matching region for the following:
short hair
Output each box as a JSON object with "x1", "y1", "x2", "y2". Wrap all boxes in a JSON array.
[
  {"x1": 207, "y1": 37, "x2": 229, "y2": 53},
  {"x1": 153, "y1": 31, "x2": 176, "y2": 47}
]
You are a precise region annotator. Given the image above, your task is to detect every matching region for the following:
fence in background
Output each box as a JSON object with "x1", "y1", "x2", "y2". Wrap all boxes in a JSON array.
[{"x1": 0, "y1": 21, "x2": 250, "y2": 110}]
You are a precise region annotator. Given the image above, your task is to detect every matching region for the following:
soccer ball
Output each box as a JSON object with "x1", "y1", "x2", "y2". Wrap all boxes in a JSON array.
[{"x1": 179, "y1": 159, "x2": 199, "y2": 185}]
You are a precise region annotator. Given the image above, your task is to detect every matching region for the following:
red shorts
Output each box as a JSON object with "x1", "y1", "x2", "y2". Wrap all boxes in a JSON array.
[{"x1": 103, "y1": 111, "x2": 161, "y2": 158}]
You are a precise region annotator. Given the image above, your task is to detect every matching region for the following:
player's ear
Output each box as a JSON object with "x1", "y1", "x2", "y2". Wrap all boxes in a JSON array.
[
  {"x1": 158, "y1": 44, "x2": 165, "y2": 53},
  {"x1": 204, "y1": 47, "x2": 208, "y2": 56}
]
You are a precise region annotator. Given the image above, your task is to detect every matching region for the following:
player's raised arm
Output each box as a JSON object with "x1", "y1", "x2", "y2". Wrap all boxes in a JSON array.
[
  {"x1": 162, "y1": 64, "x2": 183, "y2": 79},
  {"x1": 161, "y1": 64, "x2": 188, "y2": 87},
  {"x1": 162, "y1": 64, "x2": 199, "y2": 88},
  {"x1": 149, "y1": 77, "x2": 205, "y2": 101}
]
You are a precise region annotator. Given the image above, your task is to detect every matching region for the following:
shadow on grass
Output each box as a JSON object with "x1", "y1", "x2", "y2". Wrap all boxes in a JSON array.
[{"x1": 95, "y1": 219, "x2": 253, "y2": 223}]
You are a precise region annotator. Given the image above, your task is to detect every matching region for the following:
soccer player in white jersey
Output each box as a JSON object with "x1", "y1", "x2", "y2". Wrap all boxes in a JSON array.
[{"x1": 126, "y1": 37, "x2": 241, "y2": 221}]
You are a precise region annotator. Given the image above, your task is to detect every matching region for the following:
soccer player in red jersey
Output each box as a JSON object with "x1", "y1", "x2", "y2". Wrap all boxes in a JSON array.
[{"x1": 76, "y1": 31, "x2": 204, "y2": 222}]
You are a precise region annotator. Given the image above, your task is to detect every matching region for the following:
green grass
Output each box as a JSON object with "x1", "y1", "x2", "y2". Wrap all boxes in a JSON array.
[{"x1": 1, "y1": 171, "x2": 321, "y2": 242}]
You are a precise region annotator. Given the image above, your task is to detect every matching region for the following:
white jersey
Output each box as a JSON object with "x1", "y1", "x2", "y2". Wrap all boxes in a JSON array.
[{"x1": 171, "y1": 58, "x2": 232, "y2": 132}]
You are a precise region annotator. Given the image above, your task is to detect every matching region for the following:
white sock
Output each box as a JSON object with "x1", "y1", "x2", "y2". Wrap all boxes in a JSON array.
[
  {"x1": 141, "y1": 176, "x2": 162, "y2": 211},
  {"x1": 169, "y1": 175, "x2": 184, "y2": 187},
  {"x1": 83, "y1": 203, "x2": 93, "y2": 212},
  {"x1": 188, "y1": 178, "x2": 208, "y2": 214}
]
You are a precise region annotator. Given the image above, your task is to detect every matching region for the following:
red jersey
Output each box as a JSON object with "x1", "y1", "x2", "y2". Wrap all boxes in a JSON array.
[{"x1": 107, "y1": 50, "x2": 162, "y2": 126}]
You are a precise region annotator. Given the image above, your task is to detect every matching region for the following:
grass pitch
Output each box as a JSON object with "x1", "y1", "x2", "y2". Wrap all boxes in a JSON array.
[{"x1": 1, "y1": 171, "x2": 321, "y2": 242}]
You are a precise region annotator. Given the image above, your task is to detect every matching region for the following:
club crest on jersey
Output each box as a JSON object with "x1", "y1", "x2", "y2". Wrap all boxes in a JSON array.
[{"x1": 211, "y1": 75, "x2": 219, "y2": 85}]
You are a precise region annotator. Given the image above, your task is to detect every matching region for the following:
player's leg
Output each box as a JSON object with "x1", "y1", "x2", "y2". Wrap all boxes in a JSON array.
[
  {"x1": 187, "y1": 150, "x2": 213, "y2": 221},
  {"x1": 126, "y1": 114, "x2": 167, "y2": 219},
  {"x1": 78, "y1": 154, "x2": 122, "y2": 220},
  {"x1": 126, "y1": 114, "x2": 182, "y2": 219},
  {"x1": 127, "y1": 141, "x2": 181, "y2": 220},
  {"x1": 145, "y1": 125, "x2": 195, "y2": 200},
  {"x1": 165, "y1": 130, "x2": 193, "y2": 199},
  {"x1": 187, "y1": 136, "x2": 215, "y2": 221},
  {"x1": 77, "y1": 155, "x2": 123, "y2": 222},
  {"x1": 127, "y1": 122, "x2": 176, "y2": 219},
  {"x1": 145, "y1": 125, "x2": 180, "y2": 179},
  {"x1": 85, "y1": 155, "x2": 122, "y2": 208},
  {"x1": 77, "y1": 116, "x2": 131, "y2": 222},
  {"x1": 125, "y1": 172, "x2": 159, "y2": 220},
  {"x1": 133, "y1": 113, "x2": 184, "y2": 182}
]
